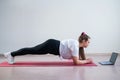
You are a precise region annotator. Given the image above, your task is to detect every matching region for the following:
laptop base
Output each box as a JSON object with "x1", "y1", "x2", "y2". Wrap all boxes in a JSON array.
[{"x1": 99, "y1": 61, "x2": 113, "y2": 65}]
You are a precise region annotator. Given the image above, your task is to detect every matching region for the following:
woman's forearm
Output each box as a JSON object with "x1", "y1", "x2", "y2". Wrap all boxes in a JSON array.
[
  {"x1": 72, "y1": 56, "x2": 92, "y2": 65},
  {"x1": 74, "y1": 60, "x2": 88, "y2": 65}
]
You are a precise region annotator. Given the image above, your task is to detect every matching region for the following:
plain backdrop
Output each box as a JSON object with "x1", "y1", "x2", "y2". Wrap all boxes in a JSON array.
[{"x1": 0, "y1": 0, "x2": 120, "y2": 54}]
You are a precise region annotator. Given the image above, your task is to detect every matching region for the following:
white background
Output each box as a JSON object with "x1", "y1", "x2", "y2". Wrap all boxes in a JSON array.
[{"x1": 0, "y1": 0, "x2": 120, "y2": 54}]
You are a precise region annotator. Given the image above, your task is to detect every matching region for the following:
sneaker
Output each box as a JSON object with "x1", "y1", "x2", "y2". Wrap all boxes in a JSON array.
[{"x1": 4, "y1": 52, "x2": 14, "y2": 64}]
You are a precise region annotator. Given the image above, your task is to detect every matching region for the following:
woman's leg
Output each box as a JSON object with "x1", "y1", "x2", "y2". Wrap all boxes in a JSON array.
[
  {"x1": 11, "y1": 39, "x2": 60, "y2": 57},
  {"x1": 4, "y1": 39, "x2": 60, "y2": 64},
  {"x1": 11, "y1": 48, "x2": 40, "y2": 57},
  {"x1": 33, "y1": 39, "x2": 60, "y2": 55}
]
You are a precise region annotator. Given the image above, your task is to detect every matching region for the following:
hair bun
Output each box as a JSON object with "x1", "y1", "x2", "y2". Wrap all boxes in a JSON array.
[{"x1": 81, "y1": 32, "x2": 86, "y2": 35}]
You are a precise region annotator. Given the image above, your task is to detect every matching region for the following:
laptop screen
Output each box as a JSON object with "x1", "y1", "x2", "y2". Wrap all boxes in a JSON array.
[{"x1": 110, "y1": 52, "x2": 118, "y2": 63}]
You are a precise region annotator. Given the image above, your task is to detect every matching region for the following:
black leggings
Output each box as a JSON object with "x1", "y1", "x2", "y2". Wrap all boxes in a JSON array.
[{"x1": 11, "y1": 39, "x2": 60, "y2": 57}]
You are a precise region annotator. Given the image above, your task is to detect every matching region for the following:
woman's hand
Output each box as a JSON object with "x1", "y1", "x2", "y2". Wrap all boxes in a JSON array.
[{"x1": 86, "y1": 58, "x2": 93, "y2": 63}]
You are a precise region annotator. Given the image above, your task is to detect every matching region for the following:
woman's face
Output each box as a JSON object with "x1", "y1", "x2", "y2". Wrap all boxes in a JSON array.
[{"x1": 82, "y1": 39, "x2": 90, "y2": 48}]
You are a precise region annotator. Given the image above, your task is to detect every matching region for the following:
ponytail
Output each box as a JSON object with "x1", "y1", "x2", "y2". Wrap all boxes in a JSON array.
[
  {"x1": 79, "y1": 47, "x2": 86, "y2": 60},
  {"x1": 78, "y1": 32, "x2": 90, "y2": 60}
]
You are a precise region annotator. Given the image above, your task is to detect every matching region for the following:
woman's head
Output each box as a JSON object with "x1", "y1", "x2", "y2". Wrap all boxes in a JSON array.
[{"x1": 78, "y1": 32, "x2": 90, "y2": 48}]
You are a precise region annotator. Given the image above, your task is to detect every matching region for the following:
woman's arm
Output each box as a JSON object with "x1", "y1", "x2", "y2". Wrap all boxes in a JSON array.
[{"x1": 72, "y1": 56, "x2": 92, "y2": 65}]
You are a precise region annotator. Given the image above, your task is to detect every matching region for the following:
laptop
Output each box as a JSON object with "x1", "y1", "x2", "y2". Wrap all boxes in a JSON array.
[{"x1": 99, "y1": 52, "x2": 118, "y2": 65}]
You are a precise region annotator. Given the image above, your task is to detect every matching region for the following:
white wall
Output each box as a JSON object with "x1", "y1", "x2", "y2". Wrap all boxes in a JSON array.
[{"x1": 0, "y1": 0, "x2": 120, "y2": 53}]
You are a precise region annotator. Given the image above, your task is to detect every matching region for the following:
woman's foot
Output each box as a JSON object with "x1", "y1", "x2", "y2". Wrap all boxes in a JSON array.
[{"x1": 4, "y1": 52, "x2": 14, "y2": 64}]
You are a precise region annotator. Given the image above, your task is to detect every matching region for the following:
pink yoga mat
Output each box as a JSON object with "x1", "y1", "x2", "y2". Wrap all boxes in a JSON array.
[{"x1": 0, "y1": 61, "x2": 97, "y2": 67}]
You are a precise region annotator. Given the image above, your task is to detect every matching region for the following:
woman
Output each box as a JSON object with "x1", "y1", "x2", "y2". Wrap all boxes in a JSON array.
[{"x1": 4, "y1": 32, "x2": 93, "y2": 65}]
